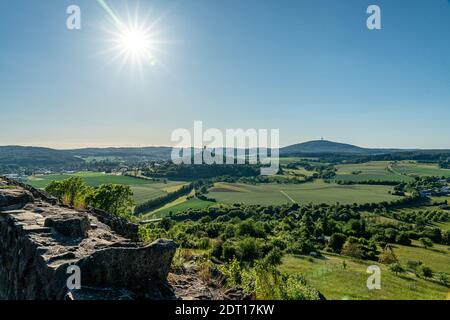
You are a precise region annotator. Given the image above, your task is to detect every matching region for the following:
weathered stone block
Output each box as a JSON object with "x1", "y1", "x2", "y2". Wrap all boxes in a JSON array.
[{"x1": 44, "y1": 215, "x2": 90, "y2": 238}]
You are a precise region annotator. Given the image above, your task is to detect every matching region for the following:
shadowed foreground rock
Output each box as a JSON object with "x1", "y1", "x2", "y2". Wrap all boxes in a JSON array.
[{"x1": 0, "y1": 177, "x2": 177, "y2": 300}]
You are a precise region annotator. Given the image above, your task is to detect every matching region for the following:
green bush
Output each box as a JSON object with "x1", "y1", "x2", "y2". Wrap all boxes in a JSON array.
[
  {"x1": 418, "y1": 265, "x2": 433, "y2": 279},
  {"x1": 389, "y1": 263, "x2": 405, "y2": 275},
  {"x1": 328, "y1": 233, "x2": 347, "y2": 253}
]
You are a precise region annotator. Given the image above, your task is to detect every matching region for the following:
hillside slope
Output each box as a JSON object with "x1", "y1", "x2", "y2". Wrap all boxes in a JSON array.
[{"x1": 280, "y1": 140, "x2": 400, "y2": 155}]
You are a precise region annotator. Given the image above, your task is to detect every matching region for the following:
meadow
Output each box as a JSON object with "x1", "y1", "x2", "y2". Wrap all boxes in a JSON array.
[
  {"x1": 390, "y1": 161, "x2": 450, "y2": 177},
  {"x1": 208, "y1": 180, "x2": 401, "y2": 206},
  {"x1": 393, "y1": 241, "x2": 450, "y2": 274},
  {"x1": 145, "y1": 197, "x2": 215, "y2": 219},
  {"x1": 279, "y1": 252, "x2": 449, "y2": 300},
  {"x1": 27, "y1": 172, "x2": 186, "y2": 204},
  {"x1": 334, "y1": 161, "x2": 413, "y2": 183}
]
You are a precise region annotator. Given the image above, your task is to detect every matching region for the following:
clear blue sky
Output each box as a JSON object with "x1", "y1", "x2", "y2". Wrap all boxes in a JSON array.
[{"x1": 1, "y1": 0, "x2": 449, "y2": 149}]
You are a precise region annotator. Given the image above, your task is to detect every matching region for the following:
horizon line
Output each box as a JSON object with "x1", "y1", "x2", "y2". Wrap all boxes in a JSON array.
[{"x1": 1, "y1": 139, "x2": 450, "y2": 151}]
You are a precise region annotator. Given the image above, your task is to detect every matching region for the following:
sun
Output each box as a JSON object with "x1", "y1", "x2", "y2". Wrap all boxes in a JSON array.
[
  {"x1": 97, "y1": 0, "x2": 166, "y2": 73},
  {"x1": 109, "y1": 23, "x2": 156, "y2": 68},
  {"x1": 117, "y1": 27, "x2": 151, "y2": 57}
]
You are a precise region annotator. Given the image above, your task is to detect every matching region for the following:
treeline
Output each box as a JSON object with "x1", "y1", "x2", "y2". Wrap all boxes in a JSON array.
[
  {"x1": 280, "y1": 151, "x2": 450, "y2": 165},
  {"x1": 142, "y1": 163, "x2": 261, "y2": 179},
  {"x1": 335, "y1": 180, "x2": 401, "y2": 186},
  {"x1": 395, "y1": 176, "x2": 450, "y2": 194}
]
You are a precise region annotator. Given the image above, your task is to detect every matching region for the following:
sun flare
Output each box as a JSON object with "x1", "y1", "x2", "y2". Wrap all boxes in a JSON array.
[
  {"x1": 118, "y1": 27, "x2": 151, "y2": 57},
  {"x1": 108, "y1": 23, "x2": 157, "y2": 69},
  {"x1": 97, "y1": 0, "x2": 161, "y2": 71}
]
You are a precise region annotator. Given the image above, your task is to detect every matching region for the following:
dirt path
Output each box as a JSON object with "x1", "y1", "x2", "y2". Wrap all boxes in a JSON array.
[{"x1": 280, "y1": 190, "x2": 296, "y2": 203}]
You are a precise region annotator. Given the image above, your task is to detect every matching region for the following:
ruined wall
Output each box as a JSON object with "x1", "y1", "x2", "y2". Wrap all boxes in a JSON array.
[{"x1": 0, "y1": 177, "x2": 176, "y2": 300}]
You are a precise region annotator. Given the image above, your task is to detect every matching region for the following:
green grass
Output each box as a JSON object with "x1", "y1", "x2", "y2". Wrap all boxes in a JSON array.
[
  {"x1": 279, "y1": 253, "x2": 449, "y2": 300},
  {"x1": 334, "y1": 161, "x2": 413, "y2": 183},
  {"x1": 393, "y1": 241, "x2": 450, "y2": 274},
  {"x1": 146, "y1": 197, "x2": 215, "y2": 219},
  {"x1": 27, "y1": 172, "x2": 186, "y2": 205},
  {"x1": 208, "y1": 180, "x2": 401, "y2": 206},
  {"x1": 391, "y1": 161, "x2": 450, "y2": 177}
]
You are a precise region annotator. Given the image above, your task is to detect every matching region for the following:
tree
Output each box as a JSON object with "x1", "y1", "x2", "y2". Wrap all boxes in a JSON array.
[
  {"x1": 328, "y1": 233, "x2": 347, "y2": 253},
  {"x1": 340, "y1": 241, "x2": 364, "y2": 259},
  {"x1": 419, "y1": 237, "x2": 433, "y2": 249},
  {"x1": 395, "y1": 232, "x2": 411, "y2": 246},
  {"x1": 160, "y1": 217, "x2": 175, "y2": 231},
  {"x1": 378, "y1": 245, "x2": 398, "y2": 264},
  {"x1": 45, "y1": 176, "x2": 92, "y2": 208},
  {"x1": 264, "y1": 248, "x2": 283, "y2": 266},
  {"x1": 384, "y1": 228, "x2": 398, "y2": 243},
  {"x1": 86, "y1": 184, "x2": 135, "y2": 218},
  {"x1": 389, "y1": 263, "x2": 405, "y2": 276},
  {"x1": 418, "y1": 265, "x2": 433, "y2": 279}
]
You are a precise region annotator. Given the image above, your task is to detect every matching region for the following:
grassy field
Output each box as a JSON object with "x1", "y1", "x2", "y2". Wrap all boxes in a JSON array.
[
  {"x1": 27, "y1": 172, "x2": 186, "y2": 204},
  {"x1": 144, "y1": 196, "x2": 215, "y2": 219},
  {"x1": 142, "y1": 189, "x2": 214, "y2": 218},
  {"x1": 334, "y1": 161, "x2": 413, "y2": 183},
  {"x1": 392, "y1": 241, "x2": 450, "y2": 274},
  {"x1": 279, "y1": 253, "x2": 449, "y2": 300},
  {"x1": 391, "y1": 161, "x2": 450, "y2": 177},
  {"x1": 208, "y1": 181, "x2": 401, "y2": 206}
]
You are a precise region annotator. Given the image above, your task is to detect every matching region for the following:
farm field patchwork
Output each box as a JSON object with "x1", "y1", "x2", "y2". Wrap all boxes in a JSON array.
[
  {"x1": 334, "y1": 161, "x2": 413, "y2": 183},
  {"x1": 27, "y1": 172, "x2": 186, "y2": 204},
  {"x1": 391, "y1": 162, "x2": 450, "y2": 177},
  {"x1": 208, "y1": 181, "x2": 401, "y2": 205},
  {"x1": 279, "y1": 253, "x2": 449, "y2": 300}
]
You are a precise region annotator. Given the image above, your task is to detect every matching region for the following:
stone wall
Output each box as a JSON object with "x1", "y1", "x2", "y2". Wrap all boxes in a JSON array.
[{"x1": 0, "y1": 177, "x2": 177, "y2": 300}]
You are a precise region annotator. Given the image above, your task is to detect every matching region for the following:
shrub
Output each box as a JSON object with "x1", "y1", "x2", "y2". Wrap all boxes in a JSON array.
[
  {"x1": 211, "y1": 240, "x2": 223, "y2": 259},
  {"x1": 378, "y1": 246, "x2": 398, "y2": 264},
  {"x1": 252, "y1": 262, "x2": 321, "y2": 300},
  {"x1": 237, "y1": 237, "x2": 263, "y2": 262},
  {"x1": 341, "y1": 241, "x2": 364, "y2": 259},
  {"x1": 418, "y1": 265, "x2": 433, "y2": 279},
  {"x1": 264, "y1": 248, "x2": 283, "y2": 266},
  {"x1": 222, "y1": 240, "x2": 238, "y2": 261},
  {"x1": 395, "y1": 232, "x2": 411, "y2": 246},
  {"x1": 219, "y1": 257, "x2": 244, "y2": 287},
  {"x1": 237, "y1": 220, "x2": 266, "y2": 238},
  {"x1": 45, "y1": 177, "x2": 92, "y2": 208},
  {"x1": 419, "y1": 237, "x2": 433, "y2": 249},
  {"x1": 328, "y1": 233, "x2": 347, "y2": 253},
  {"x1": 436, "y1": 273, "x2": 449, "y2": 286},
  {"x1": 389, "y1": 263, "x2": 405, "y2": 276},
  {"x1": 384, "y1": 228, "x2": 398, "y2": 243}
]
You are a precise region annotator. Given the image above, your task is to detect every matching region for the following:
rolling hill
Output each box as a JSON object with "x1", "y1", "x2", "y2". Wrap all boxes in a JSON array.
[
  {"x1": 280, "y1": 140, "x2": 401, "y2": 155},
  {"x1": 0, "y1": 146, "x2": 83, "y2": 168},
  {"x1": 0, "y1": 141, "x2": 449, "y2": 172}
]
